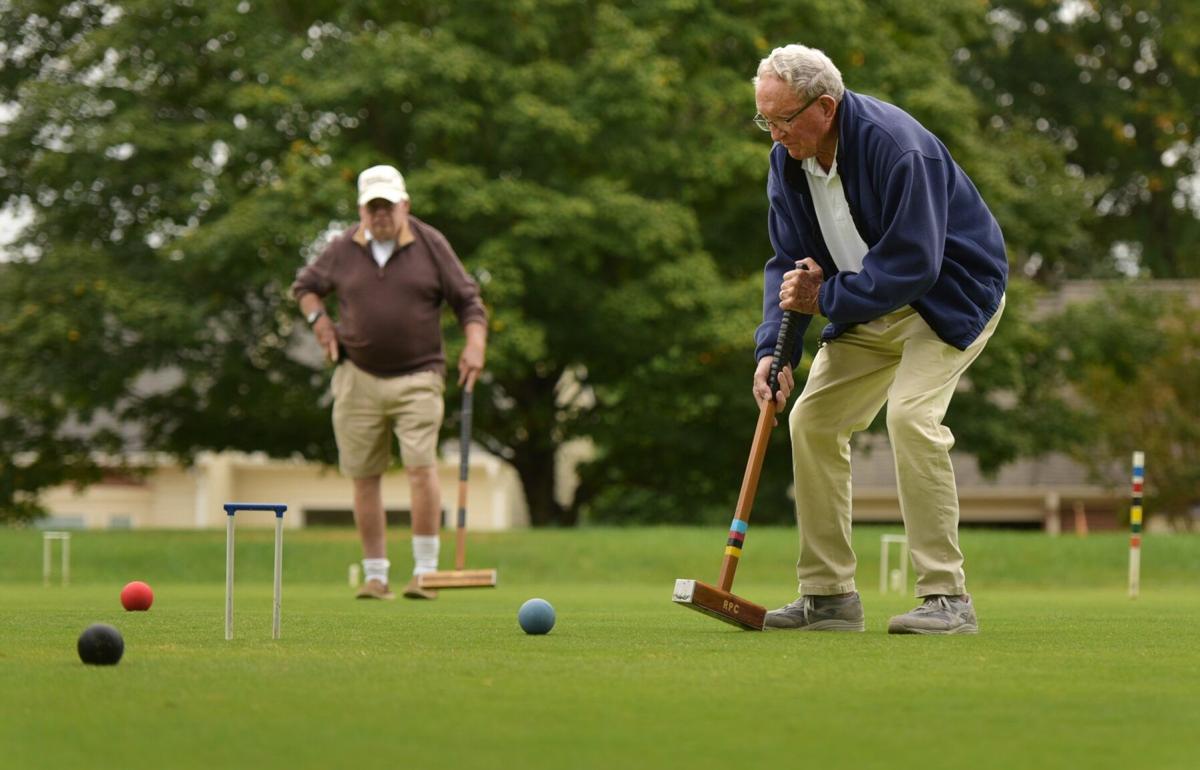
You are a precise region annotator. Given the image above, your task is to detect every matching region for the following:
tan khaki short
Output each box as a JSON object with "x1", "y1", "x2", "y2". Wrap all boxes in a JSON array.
[{"x1": 330, "y1": 361, "x2": 445, "y2": 477}]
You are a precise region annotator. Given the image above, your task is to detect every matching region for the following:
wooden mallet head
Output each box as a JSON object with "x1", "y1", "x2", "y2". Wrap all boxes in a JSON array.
[
  {"x1": 672, "y1": 579, "x2": 766, "y2": 631},
  {"x1": 417, "y1": 569, "x2": 497, "y2": 589}
]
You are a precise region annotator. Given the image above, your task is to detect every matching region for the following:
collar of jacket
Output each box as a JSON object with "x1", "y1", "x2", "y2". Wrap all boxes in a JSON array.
[
  {"x1": 352, "y1": 218, "x2": 416, "y2": 249},
  {"x1": 782, "y1": 90, "x2": 854, "y2": 189}
]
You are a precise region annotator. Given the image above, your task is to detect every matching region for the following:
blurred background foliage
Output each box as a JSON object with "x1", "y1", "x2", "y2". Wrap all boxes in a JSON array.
[{"x1": 1, "y1": 0, "x2": 1196, "y2": 524}]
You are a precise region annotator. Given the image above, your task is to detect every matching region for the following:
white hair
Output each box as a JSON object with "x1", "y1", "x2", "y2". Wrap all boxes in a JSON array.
[{"x1": 754, "y1": 44, "x2": 845, "y2": 102}]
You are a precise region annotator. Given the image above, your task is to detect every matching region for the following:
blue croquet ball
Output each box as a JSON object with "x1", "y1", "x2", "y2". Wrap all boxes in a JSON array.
[
  {"x1": 77, "y1": 623, "x2": 124, "y2": 665},
  {"x1": 518, "y1": 598, "x2": 556, "y2": 635}
]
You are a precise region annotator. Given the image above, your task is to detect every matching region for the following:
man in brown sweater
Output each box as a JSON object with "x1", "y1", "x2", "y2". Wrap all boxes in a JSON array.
[{"x1": 293, "y1": 164, "x2": 487, "y2": 600}]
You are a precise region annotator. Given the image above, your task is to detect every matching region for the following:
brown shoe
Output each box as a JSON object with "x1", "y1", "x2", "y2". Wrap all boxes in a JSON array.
[
  {"x1": 355, "y1": 579, "x2": 395, "y2": 600},
  {"x1": 402, "y1": 576, "x2": 438, "y2": 600}
]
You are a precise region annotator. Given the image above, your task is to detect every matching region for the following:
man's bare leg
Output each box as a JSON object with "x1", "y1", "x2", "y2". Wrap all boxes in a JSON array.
[
  {"x1": 405, "y1": 465, "x2": 442, "y2": 598},
  {"x1": 353, "y1": 475, "x2": 394, "y2": 598},
  {"x1": 353, "y1": 475, "x2": 387, "y2": 557},
  {"x1": 407, "y1": 465, "x2": 441, "y2": 537}
]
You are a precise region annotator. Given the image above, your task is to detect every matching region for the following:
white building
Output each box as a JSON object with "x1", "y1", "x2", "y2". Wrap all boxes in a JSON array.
[{"x1": 36, "y1": 447, "x2": 529, "y2": 531}]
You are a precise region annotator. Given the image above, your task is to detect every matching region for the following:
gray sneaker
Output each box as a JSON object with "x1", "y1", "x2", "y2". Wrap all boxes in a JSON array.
[
  {"x1": 764, "y1": 592, "x2": 865, "y2": 631},
  {"x1": 887, "y1": 595, "x2": 978, "y2": 635}
]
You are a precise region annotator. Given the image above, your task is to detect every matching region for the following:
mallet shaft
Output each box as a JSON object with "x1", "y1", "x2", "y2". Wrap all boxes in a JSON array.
[
  {"x1": 455, "y1": 387, "x2": 473, "y2": 571},
  {"x1": 717, "y1": 401, "x2": 776, "y2": 591},
  {"x1": 716, "y1": 309, "x2": 798, "y2": 591}
]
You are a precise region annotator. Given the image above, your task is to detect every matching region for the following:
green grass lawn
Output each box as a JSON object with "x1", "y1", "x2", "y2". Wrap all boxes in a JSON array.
[{"x1": 1, "y1": 526, "x2": 1197, "y2": 770}]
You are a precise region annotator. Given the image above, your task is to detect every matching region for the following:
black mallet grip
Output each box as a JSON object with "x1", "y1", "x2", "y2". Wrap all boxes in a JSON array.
[
  {"x1": 459, "y1": 388, "x2": 473, "y2": 483},
  {"x1": 767, "y1": 310, "x2": 798, "y2": 399}
]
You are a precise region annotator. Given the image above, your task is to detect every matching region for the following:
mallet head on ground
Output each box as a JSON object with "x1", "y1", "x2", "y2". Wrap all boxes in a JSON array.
[
  {"x1": 417, "y1": 568, "x2": 497, "y2": 589},
  {"x1": 77, "y1": 623, "x2": 124, "y2": 665},
  {"x1": 120, "y1": 580, "x2": 154, "y2": 611},
  {"x1": 672, "y1": 579, "x2": 766, "y2": 631}
]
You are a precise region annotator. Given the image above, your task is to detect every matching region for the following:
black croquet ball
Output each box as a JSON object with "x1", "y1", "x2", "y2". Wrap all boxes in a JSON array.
[{"x1": 77, "y1": 623, "x2": 124, "y2": 665}]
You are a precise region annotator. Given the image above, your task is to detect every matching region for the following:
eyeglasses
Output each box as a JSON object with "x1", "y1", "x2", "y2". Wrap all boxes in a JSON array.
[{"x1": 753, "y1": 93, "x2": 824, "y2": 133}]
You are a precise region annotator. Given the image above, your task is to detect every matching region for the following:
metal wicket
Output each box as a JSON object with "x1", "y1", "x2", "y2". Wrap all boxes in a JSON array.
[
  {"x1": 1128, "y1": 451, "x2": 1143, "y2": 599},
  {"x1": 879, "y1": 534, "x2": 908, "y2": 594},
  {"x1": 224, "y1": 502, "x2": 286, "y2": 640},
  {"x1": 42, "y1": 531, "x2": 71, "y2": 586}
]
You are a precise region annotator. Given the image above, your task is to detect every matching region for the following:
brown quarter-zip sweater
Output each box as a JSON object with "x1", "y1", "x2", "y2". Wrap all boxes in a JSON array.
[{"x1": 291, "y1": 216, "x2": 487, "y2": 378}]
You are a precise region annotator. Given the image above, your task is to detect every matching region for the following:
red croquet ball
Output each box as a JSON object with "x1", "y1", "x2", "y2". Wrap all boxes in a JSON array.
[{"x1": 120, "y1": 581, "x2": 154, "y2": 611}]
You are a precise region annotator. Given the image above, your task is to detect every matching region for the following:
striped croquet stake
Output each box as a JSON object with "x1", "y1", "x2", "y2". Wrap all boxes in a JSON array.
[{"x1": 1128, "y1": 451, "x2": 1144, "y2": 599}]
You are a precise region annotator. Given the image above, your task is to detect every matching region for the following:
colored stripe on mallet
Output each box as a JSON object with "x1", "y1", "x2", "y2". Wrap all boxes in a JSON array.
[{"x1": 725, "y1": 518, "x2": 748, "y2": 557}]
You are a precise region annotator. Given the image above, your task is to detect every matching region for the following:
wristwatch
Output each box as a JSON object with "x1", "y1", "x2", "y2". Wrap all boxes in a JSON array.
[{"x1": 305, "y1": 309, "x2": 325, "y2": 325}]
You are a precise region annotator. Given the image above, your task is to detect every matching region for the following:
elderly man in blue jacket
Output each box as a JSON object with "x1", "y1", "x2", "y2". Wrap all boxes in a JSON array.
[{"x1": 750, "y1": 44, "x2": 1008, "y2": 634}]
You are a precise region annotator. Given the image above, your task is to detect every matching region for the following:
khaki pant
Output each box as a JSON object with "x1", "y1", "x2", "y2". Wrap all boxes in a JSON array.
[
  {"x1": 788, "y1": 297, "x2": 1004, "y2": 596},
  {"x1": 331, "y1": 361, "x2": 445, "y2": 477}
]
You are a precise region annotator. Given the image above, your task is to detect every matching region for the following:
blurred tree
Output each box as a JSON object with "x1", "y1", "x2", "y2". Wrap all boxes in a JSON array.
[
  {"x1": 967, "y1": 1, "x2": 1200, "y2": 280},
  {"x1": 0, "y1": 1, "x2": 344, "y2": 520},
  {"x1": 943, "y1": 277, "x2": 1085, "y2": 473},
  {"x1": 0, "y1": 0, "x2": 1096, "y2": 525},
  {"x1": 0, "y1": 0, "x2": 758, "y2": 525},
  {"x1": 1050, "y1": 285, "x2": 1200, "y2": 526}
]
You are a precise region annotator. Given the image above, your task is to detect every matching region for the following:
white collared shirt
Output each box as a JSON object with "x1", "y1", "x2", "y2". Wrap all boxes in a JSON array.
[
  {"x1": 802, "y1": 151, "x2": 869, "y2": 274},
  {"x1": 365, "y1": 229, "x2": 396, "y2": 268}
]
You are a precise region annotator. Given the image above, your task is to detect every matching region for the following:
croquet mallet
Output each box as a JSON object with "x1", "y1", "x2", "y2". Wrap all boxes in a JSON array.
[
  {"x1": 417, "y1": 386, "x2": 498, "y2": 589},
  {"x1": 672, "y1": 309, "x2": 799, "y2": 629}
]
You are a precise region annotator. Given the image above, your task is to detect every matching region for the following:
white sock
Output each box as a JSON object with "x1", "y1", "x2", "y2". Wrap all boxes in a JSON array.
[
  {"x1": 362, "y1": 558, "x2": 390, "y2": 585},
  {"x1": 412, "y1": 535, "x2": 439, "y2": 575}
]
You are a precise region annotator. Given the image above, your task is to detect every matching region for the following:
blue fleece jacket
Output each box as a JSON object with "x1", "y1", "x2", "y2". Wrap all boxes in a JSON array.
[{"x1": 755, "y1": 89, "x2": 1008, "y2": 364}]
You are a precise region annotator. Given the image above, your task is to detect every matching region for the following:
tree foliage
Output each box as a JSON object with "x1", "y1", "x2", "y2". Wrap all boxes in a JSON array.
[
  {"x1": 968, "y1": 1, "x2": 1200, "y2": 280},
  {"x1": 943, "y1": 277, "x2": 1085, "y2": 473},
  {"x1": 0, "y1": 0, "x2": 1116, "y2": 525},
  {"x1": 1049, "y1": 285, "x2": 1200, "y2": 523}
]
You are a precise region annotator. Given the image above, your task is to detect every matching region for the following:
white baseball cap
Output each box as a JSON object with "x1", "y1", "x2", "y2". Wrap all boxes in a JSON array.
[{"x1": 357, "y1": 164, "x2": 409, "y2": 206}]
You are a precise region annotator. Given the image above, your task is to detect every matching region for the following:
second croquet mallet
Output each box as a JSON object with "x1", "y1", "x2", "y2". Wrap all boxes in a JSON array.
[
  {"x1": 417, "y1": 386, "x2": 498, "y2": 589},
  {"x1": 672, "y1": 309, "x2": 799, "y2": 630}
]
